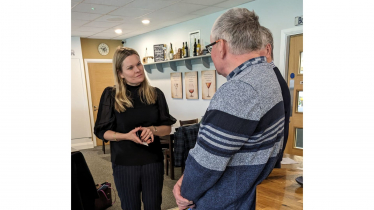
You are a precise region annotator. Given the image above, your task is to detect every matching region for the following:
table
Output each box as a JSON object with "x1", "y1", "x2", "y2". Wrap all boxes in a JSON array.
[{"x1": 256, "y1": 168, "x2": 303, "y2": 210}]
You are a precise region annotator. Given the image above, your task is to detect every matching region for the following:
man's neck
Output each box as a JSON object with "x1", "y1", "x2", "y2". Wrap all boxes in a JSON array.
[{"x1": 222, "y1": 50, "x2": 262, "y2": 77}]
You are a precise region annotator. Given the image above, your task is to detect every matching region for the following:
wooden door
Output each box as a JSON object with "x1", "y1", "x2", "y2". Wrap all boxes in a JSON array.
[
  {"x1": 285, "y1": 34, "x2": 303, "y2": 156},
  {"x1": 88, "y1": 63, "x2": 114, "y2": 146}
]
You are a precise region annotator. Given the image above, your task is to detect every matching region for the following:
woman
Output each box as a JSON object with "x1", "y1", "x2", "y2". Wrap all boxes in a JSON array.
[{"x1": 94, "y1": 47, "x2": 176, "y2": 210}]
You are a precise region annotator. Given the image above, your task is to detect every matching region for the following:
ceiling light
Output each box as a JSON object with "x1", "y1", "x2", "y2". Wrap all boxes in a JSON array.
[
  {"x1": 115, "y1": 29, "x2": 122, "y2": 34},
  {"x1": 142, "y1": 19, "x2": 150, "y2": 24},
  {"x1": 91, "y1": 7, "x2": 95, "y2": 10}
]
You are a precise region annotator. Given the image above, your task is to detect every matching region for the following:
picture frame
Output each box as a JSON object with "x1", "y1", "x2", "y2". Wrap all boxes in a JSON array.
[
  {"x1": 170, "y1": 72, "x2": 183, "y2": 99},
  {"x1": 201, "y1": 70, "x2": 216, "y2": 99},
  {"x1": 153, "y1": 44, "x2": 165, "y2": 62},
  {"x1": 185, "y1": 71, "x2": 198, "y2": 99}
]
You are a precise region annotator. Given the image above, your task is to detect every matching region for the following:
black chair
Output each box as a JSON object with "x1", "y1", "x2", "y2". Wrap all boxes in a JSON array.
[
  {"x1": 179, "y1": 118, "x2": 198, "y2": 127},
  {"x1": 160, "y1": 134, "x2": 175, "y2": 180},
  {"x1": 102, "y1": 140, "x2": 106, "y2": 154},
  {"x1": 178, "y1": 119, "x2": 198, "y2": 173},
  {"x1": 71, "y1": 151, "x2": 99, "y2": 210}
]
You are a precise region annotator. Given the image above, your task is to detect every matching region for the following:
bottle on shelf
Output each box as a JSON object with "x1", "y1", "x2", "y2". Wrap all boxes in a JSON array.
[
  {"x1": 163, "y1": 44, "x2": 167, "y2": 60},
  {"x1": 193, "y1": 38, "x2": 197, "y2": 56},
  {"x1": 182, "y1": 42, "x2": 185, "y2": 58},
  {"x1": 197, "y1": 39, "x2": 201, "y2": 56},
  {"x1": 169, "y1": 43, "x2": 174, "y2": 60},
  {"x1": 144, "y1": 47, "x2": 149, "y2": 63},
  {"x1": 185, "y1": 41, "x2": 189, "y2": 57}
]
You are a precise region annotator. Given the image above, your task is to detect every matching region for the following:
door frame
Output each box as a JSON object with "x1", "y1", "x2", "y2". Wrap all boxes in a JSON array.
[
  {"x1": 84, "y1": 59, "x2": 113, "y2": 147},
  {"x1": 279, "y1": 28, "x2": 303, "y2": 156},
  {"x1": 279, "y1": 26, "x2": 303, "y2": 81},
  {"x1": 71, "y1": 57, "x2": 94, "y2": 150}
]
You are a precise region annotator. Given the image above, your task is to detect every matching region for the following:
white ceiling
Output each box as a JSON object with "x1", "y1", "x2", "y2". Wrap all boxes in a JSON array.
[{"x1": 71, "y1": 0, "x2": 255, "y2": 40}]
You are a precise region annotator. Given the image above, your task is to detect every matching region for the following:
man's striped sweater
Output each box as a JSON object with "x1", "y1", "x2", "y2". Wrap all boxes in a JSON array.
[{"x1": 180, "y1": 56, "x2": 285, "y2": 210}]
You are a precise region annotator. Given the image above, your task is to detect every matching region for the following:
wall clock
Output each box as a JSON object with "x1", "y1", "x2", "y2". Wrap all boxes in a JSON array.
[{"x1": 98, "y1": 43, "x2": 109, "y2": 55}]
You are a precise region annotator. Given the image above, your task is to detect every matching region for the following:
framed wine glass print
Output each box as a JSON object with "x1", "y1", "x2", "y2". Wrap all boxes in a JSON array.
[
  {"x1": 170, "y1": 72, "x2": 182, "y2": 99},
  {"x1": 185, "y1": 71, "x2": 198, "y2": 99},
  {"x1": 201, "y1": 70, "x2": 216, "y2": 99}
]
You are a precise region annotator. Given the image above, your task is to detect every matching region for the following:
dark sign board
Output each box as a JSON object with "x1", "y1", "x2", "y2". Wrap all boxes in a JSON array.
[{"x1": 153, "y1": 44, "x2": 165, "y2": 62}]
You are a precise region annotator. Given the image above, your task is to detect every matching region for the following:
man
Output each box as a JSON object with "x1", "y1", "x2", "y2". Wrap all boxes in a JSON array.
[
  {"x1": 259, "y1": 26, "x2": 291, "y2": 168},
  {"x1": 173, "y1": 8, "x2": 285, "y2": 210}
]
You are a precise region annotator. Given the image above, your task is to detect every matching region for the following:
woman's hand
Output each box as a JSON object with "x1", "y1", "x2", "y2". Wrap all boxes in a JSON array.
[
  {"x1": 138, "y1": 126, "x2": 154, "y2": 144},
  {"x1": 127, "y1": 127, "x2": 143, "y2": 144}
]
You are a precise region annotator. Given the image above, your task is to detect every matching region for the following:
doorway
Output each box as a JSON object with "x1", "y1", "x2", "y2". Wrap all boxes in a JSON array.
[
  {"x1": 84, "y1": 59, "x2": 114, "y2": 146},
  {"x1": 285, "y1": 34, "x2": 303, "y2": 156}
]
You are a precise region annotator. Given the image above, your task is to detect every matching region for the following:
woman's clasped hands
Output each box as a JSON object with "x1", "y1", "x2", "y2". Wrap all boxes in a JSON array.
[{"x1": 129, "y1": 126, "x2": 154, "y2": 145}]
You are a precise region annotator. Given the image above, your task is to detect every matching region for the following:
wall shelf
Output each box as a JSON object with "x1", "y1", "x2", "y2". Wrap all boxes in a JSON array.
[{"x1": 143, "y1": 54, "x2": 211, "y2": 73}]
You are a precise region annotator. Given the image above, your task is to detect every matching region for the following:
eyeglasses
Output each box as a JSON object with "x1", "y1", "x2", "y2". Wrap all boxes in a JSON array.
[{"x1": 205, "y1": 39, "x2": 223, "y2": 53}]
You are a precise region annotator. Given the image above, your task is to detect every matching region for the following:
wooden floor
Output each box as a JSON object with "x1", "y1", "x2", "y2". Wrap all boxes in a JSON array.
[{"x1": 256, "y1": 154, "x2": 303, "y2": 210}]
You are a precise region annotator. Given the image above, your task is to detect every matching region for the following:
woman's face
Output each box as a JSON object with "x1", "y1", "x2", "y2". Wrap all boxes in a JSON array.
[{"x1": 119, "y1": 54, "x2": 145, "y2": 86}]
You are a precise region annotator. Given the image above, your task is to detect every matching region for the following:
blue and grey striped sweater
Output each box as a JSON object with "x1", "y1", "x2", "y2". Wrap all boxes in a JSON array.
[{"x1": 181, "y1": 57, "x2": 285, "y2": 210}]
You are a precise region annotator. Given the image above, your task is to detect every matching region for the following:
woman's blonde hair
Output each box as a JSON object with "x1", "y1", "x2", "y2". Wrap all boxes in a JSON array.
[{"x1": 112, "y1": 47, "x2": 157, "y2": 113}]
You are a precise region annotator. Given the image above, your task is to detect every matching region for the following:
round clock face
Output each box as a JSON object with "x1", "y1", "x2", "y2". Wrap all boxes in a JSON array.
[{"x1": 98, "y1": 43, "x2": 109, "y2": 55}]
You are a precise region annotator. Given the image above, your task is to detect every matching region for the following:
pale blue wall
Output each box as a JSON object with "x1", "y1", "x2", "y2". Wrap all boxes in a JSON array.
[{"x1": 125, "y1": 0, "x2": 303, "y2": 126}]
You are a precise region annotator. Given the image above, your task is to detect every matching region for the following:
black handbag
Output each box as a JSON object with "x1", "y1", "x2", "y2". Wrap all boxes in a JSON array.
[{"x1": 94, "y1": 182, "x2": 116, "y2": 210}]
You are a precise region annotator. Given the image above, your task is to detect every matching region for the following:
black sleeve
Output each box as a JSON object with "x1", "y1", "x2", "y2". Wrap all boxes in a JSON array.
[
  {"x1": 94, "y1": 87, "x2": 116, "y2": 142},
  {"x1": 156, "y1": 88, "x2": 177, "y2": 126},
  {"x1": 273, "y1": 67, "x2": 291, "y2": 119}
]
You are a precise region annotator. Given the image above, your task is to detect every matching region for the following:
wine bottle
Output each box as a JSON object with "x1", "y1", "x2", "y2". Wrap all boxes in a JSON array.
[
  {"x1": 193, "y1": 38, "x2": 197, "y2": 56},
  {"x1": 169, "y1": 43, "x2": 174, "y2": 60},
  {"x1": 197, "y1": 39, "x2": 201, "y2": 56},
  {"x1": 185, "y1": 41, "x2": 189, "y2": 57},
  {"x1": 182, "y1": 42, "x2": 185, "y2": 58},
  {"x1": 145, "y1": 47, "x2": 148, "y2": 63}
]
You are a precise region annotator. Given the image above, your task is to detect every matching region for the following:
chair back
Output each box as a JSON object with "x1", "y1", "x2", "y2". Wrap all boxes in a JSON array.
[
  {"x1": 160, "y1": 134, "x2": 174, "y2": 151},
  {"x1": 179, "y1": 118, "x2": 198, "y2": 127}
]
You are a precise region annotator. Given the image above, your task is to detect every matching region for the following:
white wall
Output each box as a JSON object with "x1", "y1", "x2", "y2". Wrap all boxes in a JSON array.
[
  {"x1": 71, "y1": 37, "x2": 93, "y2": 149},
  {"x1": 122, "y1": 0, "x2": 302, "y2": 126}
]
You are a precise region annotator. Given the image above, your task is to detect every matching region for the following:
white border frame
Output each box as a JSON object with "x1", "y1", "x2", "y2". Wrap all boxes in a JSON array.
[
  {"x1": 279, "y1": 26, "x2": 303, "y2": 80},
  {"x1": 84, "y1": 59, "x2": 113, "y2": 146},
  {"x1": 189, "y1": 30, "x2": 200, "y2": 56}
]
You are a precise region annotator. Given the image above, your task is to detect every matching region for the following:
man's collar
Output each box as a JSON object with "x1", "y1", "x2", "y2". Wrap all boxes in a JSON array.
[
  {"x1": 269, "y1": 61, "x2": 276, "y2": 68},
  {"x1": 226, "y1": 56, "x2": 267, "y2": 81}
]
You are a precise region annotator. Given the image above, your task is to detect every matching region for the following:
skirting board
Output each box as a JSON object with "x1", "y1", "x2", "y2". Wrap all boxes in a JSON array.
[{"x1": 71, "y1": 138, "x2": 94, "y2": 150}]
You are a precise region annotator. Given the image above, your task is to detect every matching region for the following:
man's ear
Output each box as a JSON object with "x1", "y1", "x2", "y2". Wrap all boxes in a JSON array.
[
  {"x1": 219, "y1": 40, "x2": 227, "y2": 59},
  {"x1": 266, "y1": 44, "x2": 272, "y2": 57}
]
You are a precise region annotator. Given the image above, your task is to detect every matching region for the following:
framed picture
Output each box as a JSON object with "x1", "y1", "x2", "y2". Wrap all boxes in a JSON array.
[
  {"x1": 185, "y1": 71, "x2": 198, "y2": 99},
  {"x1": 201, "y1": 70, "x2": 216, "y2": 99},
  {"x1": 170, "y1": 72, "x2": 182, "y2": 99},
  {"x1": 153, "y1": 44, "x2": 165, "y2": 62}
]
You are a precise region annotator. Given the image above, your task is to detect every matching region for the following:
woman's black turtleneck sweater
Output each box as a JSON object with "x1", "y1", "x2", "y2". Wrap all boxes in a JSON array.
[{"x1": 94, "y1": 84, "x2": 176, "y2": 166}]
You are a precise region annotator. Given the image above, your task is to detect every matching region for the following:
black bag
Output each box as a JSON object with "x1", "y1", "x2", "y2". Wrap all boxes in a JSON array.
[{"x1": 94, "y1": 182, "x2": 116, "y2": 210}]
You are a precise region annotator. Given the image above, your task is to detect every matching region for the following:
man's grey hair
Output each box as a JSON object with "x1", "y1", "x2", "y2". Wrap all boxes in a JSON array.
[
  {"x1": 211, "y1": 8, "x2": 262, "y2": 55},
  {"x1": 260, "y1": 26, "x2": 274, "y2": 59}
]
